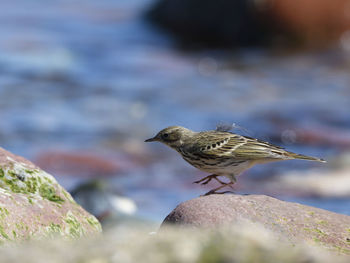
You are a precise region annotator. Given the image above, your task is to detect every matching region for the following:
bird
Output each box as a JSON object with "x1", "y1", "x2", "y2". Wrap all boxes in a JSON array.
[{"x1": 145, "y1": 126, "x2": 326, "y2": 195}]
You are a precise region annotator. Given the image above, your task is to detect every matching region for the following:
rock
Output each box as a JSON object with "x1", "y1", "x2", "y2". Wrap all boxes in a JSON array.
[
  {"x1": 71, "y1": 180, "x2": 138, "y2": 225},
  {"x1": 0, "y1": 147, "x2": 101, "y2": 242},
  {"x1": 268, "y1": 0, "x2": 350, "y2": 47},
  {"x1": 147, "y1": 0, "x2": 350, "y2": 48},
  {"x1": 162, "y1": 194, "x2": 350, "y2": 254},
  {"x1": 35, "y1": 150, "x2": 122, "y2": 178},
  {"x1": 0, "y1": 225, "x2": 341, "y2": 263},
  {"x1": 146, "y1": 0, "x2": 269, "y2": 47}
]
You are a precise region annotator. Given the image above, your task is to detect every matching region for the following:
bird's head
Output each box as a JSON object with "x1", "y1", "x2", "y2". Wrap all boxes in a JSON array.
[{"x1": 145, "y1": 126, "x2": 193, "y2": 148}]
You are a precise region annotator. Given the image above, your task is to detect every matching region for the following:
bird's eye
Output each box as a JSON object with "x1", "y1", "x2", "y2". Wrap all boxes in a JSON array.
[{"x1": 163, "y1": 133, "x2": 169, "y2": 138}]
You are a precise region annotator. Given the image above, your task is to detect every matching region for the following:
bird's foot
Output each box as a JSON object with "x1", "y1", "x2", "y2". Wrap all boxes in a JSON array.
[
  {"x1": 202, "y1": 190, "x2": 234, "y2": 196},
  {"x1": 193, "y1": 174, "x2": 223, "y2": 185},
  {"x1": 193, "y1": 174, "x2": 227, "y2": 185},
  {"x1": 214, "y1": 190, "x2": 235, "y2": 195},
  {"x1": 202, "y1": 182, "x2": 235, "y2": 196}
]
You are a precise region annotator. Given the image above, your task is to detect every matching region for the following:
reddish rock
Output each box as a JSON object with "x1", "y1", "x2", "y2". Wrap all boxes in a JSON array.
[
  {"x1": 0, "y1": 147, "x2": 101, "y2": 241},
  {"x1": 35, "y1": 150, "x2": 122, "y2": 178},
  {"x1": 269, "y1": 0, "x2": 350, "y2": 46},
  {"x1": 0, "y1": 147, "x2": 38, "y2": 169},
  {"x1": 291, "y1": 127, "x2": 350, "y2": 148},
  {"x1": 162, "y1": 194, "x2": 350, "y2": 254}
]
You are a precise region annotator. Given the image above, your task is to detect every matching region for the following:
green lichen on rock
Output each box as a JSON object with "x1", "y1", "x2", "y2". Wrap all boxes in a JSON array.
[
  {"x1": 15, "y1": 221, "x2": 27, "y2": 232},
  {"x1": 0, "y1": 225, "x2": 10, "y2": 240},
  {"x1": 39, "y1": 183, "x2": 64, "y2": 203},
  {"x1": 333, "y1": 245, "x2": 350, "y2": 255},
  {"x1": 317, "y1": 220, "x2": 328, "y2": 225},
  {"x1": 303, "y1": 227, "x2": 327, "y2": 238},
  {"x1": 24, "y1": 169, "x2": 39, "y2": 175},
  {"x1": 0, "y1": 161, "x2": 65, "y2": 204},
  {"x1": 61, "y1": 189, "x2": 75, "y2": 203},
  {"x1": 0, "y1": 156, "x2": 102, "y2": 242},
  {"x1": 28, "y1": 197, "x2": 34, "y2": 205},
  {"x1": 44, "y1": 223, "x2": 63, "y2": 238},
  {"x1": 86, "y1": 216, "x2": 102, "y2": 232},
  {"x1": 313, "y1": 237, "x2": 321, "y2": 243},
  {"x1": 65, "y1": 211, "x2": 84, "y2": 238},
  {"x1": 48, "y1": 223, "x2": 62, "y2": 233},
  {"x1": 25, "y1": 177, "x2": 39, "y2": 194},
  {"x1": 0, "y1": 207, "x2": 9, "y2": 219}
]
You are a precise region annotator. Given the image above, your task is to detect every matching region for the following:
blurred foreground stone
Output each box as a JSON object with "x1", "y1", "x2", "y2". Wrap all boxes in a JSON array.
[
  {"x1": 0, "y1": 147, "x2": 101, "y2": 242},
  {"x1": 0, "y1": 225, "x2": 346, "y2": 263},
  {"x1": 162, "y1": 194, "x2": 350, "y2": 255}
]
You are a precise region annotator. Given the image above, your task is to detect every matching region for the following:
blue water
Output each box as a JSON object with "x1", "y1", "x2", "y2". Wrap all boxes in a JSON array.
[{"x1": 0, "y1": 0, "x2": 349, "y2": 222}]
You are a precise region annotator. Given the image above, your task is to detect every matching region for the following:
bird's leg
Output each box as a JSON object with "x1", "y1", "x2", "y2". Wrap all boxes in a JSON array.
[
  {"x1": 203, "y1": 181, "x2": 235, "y2": 196},
  {"x1": 193, "y1": 174, "x2": 216, "y2": 184},
  {"x1": 227, "y1": 175, "x2": 236, "y2": 189},
  {"x1": 212, "y1": 176, "x2": 227, "y2": 185},
  {"x1": 193, "y1": 174, "x2": 226, "y2": 185}
]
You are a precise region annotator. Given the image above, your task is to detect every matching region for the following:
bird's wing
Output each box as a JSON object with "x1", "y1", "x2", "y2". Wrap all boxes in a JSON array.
[{"x1": 188, "y1": 132, "x2": 289, "y2": 160}]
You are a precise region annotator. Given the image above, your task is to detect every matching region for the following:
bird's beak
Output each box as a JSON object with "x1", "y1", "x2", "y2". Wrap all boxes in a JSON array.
[{"x1": 145, "y1": 137, "x2": 156, "y2": 142}]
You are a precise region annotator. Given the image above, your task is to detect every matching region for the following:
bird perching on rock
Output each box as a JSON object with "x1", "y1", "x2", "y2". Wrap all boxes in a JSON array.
[{"x1": 145, "y1": 126, "x2": 326, "y2": 195}]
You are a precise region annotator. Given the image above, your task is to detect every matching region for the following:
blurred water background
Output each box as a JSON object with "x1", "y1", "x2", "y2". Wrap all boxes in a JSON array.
[{"x1": 1, "y1": 0, "x2": 350, "y2": 225}]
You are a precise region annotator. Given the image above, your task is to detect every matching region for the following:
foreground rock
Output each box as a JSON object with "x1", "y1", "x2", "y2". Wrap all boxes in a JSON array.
[
  {"x1": 162, "y1": 194, "x2": 350, "y2": 255},
  {"x1": 0, "y1": 147, "x2": 101, "y2": 241},
  {"x1": 0, "y1": 226, "x2": 343, "y2": 263}
]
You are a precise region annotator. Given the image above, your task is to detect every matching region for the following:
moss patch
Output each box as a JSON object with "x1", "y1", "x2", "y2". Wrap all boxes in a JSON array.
[
  {"x1": 0, "y1": 207, "x2": 9, "y2": 219},
  {"x1": 0, "y1": 225, "x2": 10, "y2": 240},
  {"x1": 45, "y1": 223, "x2": 63, "y2": 238},
  {"x1": 62, "y1": 190, "x2": 75, "y2": 203},
  {"x1": 39, "y1": 183, "x2": 64, "y2": 203},
  {"x1": 334, "y1": 246, "x2": 350, "y2": 255},
  {"x1": 65, "y1": 212, "x2": 84, "y2": 238},
  {"x1": 317, "y1": 220, "x2": 328, "y2": 225},
  {"x1": 86, "y1": 216, "x2": 102, "y2": 232},
  {"x1": 304, "y1": 227, "x2": 327, "y2": 237},
  {"x1": 0, "y1": 163, "x2": 66, "y2": 204},
  {"x1": 28, "y1": 197, "x2": 34, "y2": 205},
  {"x1": 25, "y1": 177, "x2": 38, "y2": 194},
  {"x1": 48, "y1": 223, "x2": 62, "y2": 233}
]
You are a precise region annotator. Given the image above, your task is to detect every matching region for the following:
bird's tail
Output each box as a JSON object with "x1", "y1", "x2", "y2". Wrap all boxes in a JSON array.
[{"x1": 288, "y1": 152, "x2": 326, "y2": 163}]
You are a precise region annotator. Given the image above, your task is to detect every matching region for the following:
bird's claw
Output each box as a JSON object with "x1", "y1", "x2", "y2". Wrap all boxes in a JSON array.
[
  {"x1": 201, "y1": 182, "x2": 235, "y2": 196},
  {"x1": 200, "y1": 179, "x2": 211, "y2": 185},
  {"x1": 193, "y1": 179, "x2": 207, "y2": 184},
  {"x1": 202, "y1": 190, "x2": 234, "y2": 196},
  {"x1": 193, "y1": 174, "x2": 217, "y2": 185}
]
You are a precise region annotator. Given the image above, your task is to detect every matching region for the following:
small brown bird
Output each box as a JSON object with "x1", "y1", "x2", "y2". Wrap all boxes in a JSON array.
[{"x1": 145, "y1": 126, "x2": 325, "y2": 195}]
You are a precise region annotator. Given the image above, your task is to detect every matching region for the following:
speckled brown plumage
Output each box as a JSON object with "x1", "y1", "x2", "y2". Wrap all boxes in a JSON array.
[{"x1": 146, "y1": 126, "x2": 325, "y2": 195}]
